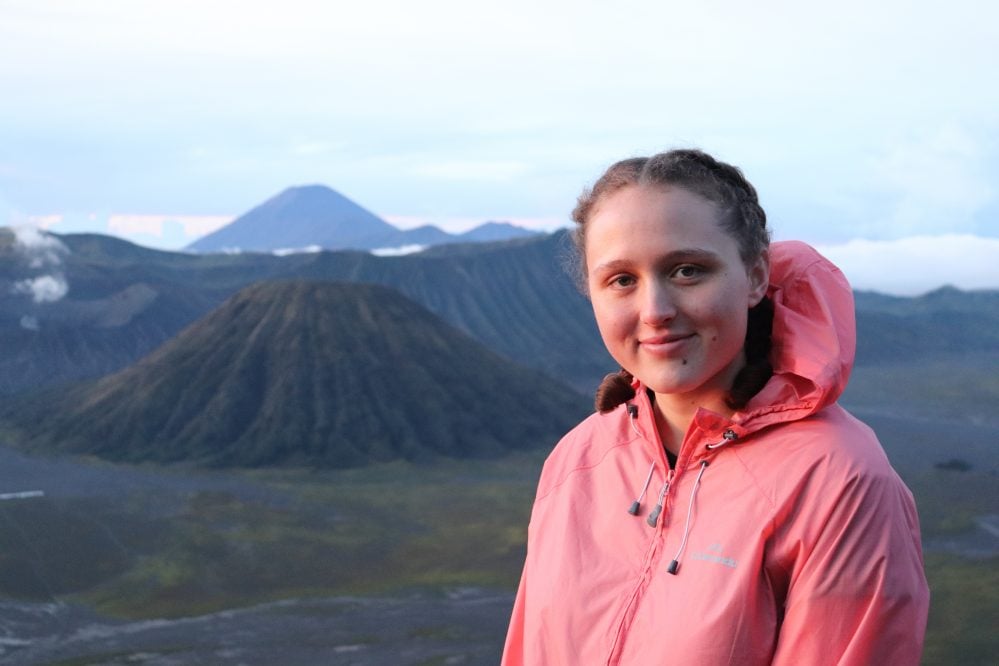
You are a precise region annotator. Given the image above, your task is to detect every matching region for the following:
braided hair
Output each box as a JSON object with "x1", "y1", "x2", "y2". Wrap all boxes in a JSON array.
[{"x1": 572, "y1": 149, "x2": 773, "y2": 413}]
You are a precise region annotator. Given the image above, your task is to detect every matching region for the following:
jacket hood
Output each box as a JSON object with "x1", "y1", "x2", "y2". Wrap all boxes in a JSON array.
[{"x1": 737, "y1": 240, "x2": 855, "y2": 429}]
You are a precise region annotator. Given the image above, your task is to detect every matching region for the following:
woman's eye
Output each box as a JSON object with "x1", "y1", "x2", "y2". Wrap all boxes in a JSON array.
[
  {"x1": 610, "y1": 275, "x2": 636, "y2": 288},
  {"x1": 673, "y1": 265, "x2": 704, "y2": 280}
]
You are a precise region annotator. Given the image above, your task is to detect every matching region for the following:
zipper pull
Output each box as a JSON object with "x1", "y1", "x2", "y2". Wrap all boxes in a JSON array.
[{"x1": 646, "y1": 470, "x2": 673, "y2": 527}]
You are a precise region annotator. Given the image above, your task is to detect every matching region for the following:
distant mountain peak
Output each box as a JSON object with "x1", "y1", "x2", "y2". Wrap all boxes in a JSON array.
[
  {"x1": 185, "y1": 186, "x2": 542, "y2": 254},
  {"x1": 267, "y1": 184, "x2": 354, "y2": 204},
  {"x1": 186, "y1": 185, "x2": 396, "y2": 253}
]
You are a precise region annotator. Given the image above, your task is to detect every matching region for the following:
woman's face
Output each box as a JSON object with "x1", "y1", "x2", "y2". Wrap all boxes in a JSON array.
[{"x1": 585, "y1": 184, "x2": 768, "y2": 407}]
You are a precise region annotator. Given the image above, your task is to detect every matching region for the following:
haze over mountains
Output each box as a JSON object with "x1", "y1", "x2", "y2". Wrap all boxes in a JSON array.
[
  {"x1": 186, "y1": 185, "x2": 539, "y2": 253},
  {"x1": 1, "y1": 221, "x2": 997, "y2": 471}
]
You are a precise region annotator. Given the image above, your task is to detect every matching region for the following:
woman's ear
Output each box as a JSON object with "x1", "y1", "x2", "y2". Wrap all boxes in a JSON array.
[{"x1": 747, "y1": 250, "x2": 770, "y2": 307}]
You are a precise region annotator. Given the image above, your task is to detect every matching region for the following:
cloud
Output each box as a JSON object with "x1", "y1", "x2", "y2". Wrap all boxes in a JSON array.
[
  {"x1": 814, "y1": 234, "x2": 999, "y2": 296},
  {"x1": 412, "y1": 160, "x2": 530, "y2": 182},
  {"x1": 502, "y1": 216, "x2": 569, "y2": 232},
  {"x1": 370, "y1": 244, "x2": 427, "y2": 257},
  {"x1": 290, "y1": 141, "x2": 345, "y2": 156},
  {"x1": 272, "y1": 245, "x2": 323, "y2": 256},
  {"x1": 28, "y1": 214, "x2": 64, "y2": 229},
  {"x1": 12, "y1": 224, "x2": 69, "y2": 268},
  {"x1": 8, "y1": 225, "x2": 71, "y2": 308},
  {"x1": 107, "y1": 214, "x2": 233, "y2": 239},
  {"x1": 865, "y1": 123, "x2": 996, "y2": 237},
  {"x1": 13, "y1": 274, "x2": 69, "y2": 303}
]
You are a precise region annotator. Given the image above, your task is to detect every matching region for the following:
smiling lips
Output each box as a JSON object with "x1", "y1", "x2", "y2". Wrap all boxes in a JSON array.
[{"x1": 639, "y1": 332, "x2": 696, "y2": 356}]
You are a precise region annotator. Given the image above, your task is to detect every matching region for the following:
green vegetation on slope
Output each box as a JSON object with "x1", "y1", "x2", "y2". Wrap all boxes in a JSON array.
[{"x1": 2, "y1": 281, "x2": 589, "y2": 467}]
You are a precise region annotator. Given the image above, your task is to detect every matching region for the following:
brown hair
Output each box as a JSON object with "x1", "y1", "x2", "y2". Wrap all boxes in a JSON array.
[{"x1": 573, "y1": 149, "x2": 773, "y2": 413}]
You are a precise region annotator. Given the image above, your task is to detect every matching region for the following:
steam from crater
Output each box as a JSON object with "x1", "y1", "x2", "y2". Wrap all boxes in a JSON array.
[{"x1": 9, "y1": 227, "x2": 70, "y2": 328}]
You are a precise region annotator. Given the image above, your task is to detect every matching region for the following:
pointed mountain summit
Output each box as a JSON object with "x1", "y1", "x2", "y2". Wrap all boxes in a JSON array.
[
  {"x1": 184, "y1": 185, "x2": 540, "y2": 254},
  {"x1": 186, "y1": 185, "x2": 398, "y2": 253},
  {"x1": 6, "y1": 281, "x2": 588, "y2": 468}
]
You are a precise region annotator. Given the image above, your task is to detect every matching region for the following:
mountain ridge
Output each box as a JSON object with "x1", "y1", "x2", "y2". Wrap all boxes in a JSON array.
[
  {"x1": 2, "y1": 227, "x2": 997, "y2": 399},
  {"x1": 185, "y1": 185, "x2": 539, "y2": 253}
]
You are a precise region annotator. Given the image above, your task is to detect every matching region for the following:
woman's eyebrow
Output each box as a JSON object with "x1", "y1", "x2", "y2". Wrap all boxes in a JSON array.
[
  {"x1": 590, "y1": 259, "x2": 632, "y2": 275},
  {"x1": 591, "y1": 249, "x2": 719, "y2": 274},
  {"x1": 661, "y1": 249, "x2": 719, "y2": 263}
]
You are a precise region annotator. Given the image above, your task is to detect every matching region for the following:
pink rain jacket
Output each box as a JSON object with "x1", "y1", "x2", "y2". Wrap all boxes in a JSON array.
[{"x1": 503, "y1": 241, "x2": 929, "y2": 665}]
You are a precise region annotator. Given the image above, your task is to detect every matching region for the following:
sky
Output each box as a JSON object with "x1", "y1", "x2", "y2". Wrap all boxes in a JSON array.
[{"x1": 1, "y1": 0, "x2": 998, "y2": 294}]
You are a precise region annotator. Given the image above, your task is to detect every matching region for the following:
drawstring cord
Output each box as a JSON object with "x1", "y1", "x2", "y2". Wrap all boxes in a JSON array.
[
  {"x1": 666, "y1": 433, "x2": 739, "y2": 574},
  {"x1": 626, "y1": 406, "x2": 657, "y2": 516},
  {"x1": 667, "y1": 460, "x2": 709, "y2": 574},
  {"x1": 627, "y1": 462, "x2": 656, "y2": 516},
  {"x1": 706, "y1": 428, "x2": 739, "y2": 449},
  {"x1": 626, "y1": 403, "x2": 669, "y2": 522},
  {"x1": 625, "y1": 405, "x2": 738, "y2": 575}
]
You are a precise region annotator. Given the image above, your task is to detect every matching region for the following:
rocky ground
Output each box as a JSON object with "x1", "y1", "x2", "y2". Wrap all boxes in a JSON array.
[
  {"x1": 0, "y1": 589, "x2": 512, "y2": 665},
  {"x1": 0, "y1": 444, "x2": 516, "y2": 665}
]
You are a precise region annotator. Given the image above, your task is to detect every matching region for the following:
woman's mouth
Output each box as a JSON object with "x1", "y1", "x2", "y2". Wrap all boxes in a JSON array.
[{"x1": 639, "y1": 333, "x2": 695, "y2": 356}]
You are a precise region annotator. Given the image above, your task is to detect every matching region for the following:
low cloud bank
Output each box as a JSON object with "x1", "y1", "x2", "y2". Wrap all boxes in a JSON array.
[
  {"x1": 813, "y1": 234, "x2": 999, "y2": 296},
  {"x1": 371, "y1": 244, "x2": 427, "y2": 257}
]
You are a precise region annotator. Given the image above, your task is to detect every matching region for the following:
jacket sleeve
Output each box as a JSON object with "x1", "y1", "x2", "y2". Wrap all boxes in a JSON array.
[
  {"x1": 770, "y1": 467, "x2": 930, "y2": 665},
  {"x1": 500, "y1": 567, "x2": 528, "y2": 665}
]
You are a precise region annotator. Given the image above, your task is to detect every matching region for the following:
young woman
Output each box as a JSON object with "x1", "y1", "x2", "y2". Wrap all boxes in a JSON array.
[{"x1": 502, "y1": 150, "x2": 929, "y2": 665}]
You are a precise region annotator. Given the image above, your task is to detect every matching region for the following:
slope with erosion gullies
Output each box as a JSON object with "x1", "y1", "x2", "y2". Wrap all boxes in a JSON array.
[
  {"x1": 2, "y1": 281, "x2": 590, "y2": 467},
  {"x1": 853, "y1": 287, "x2": 999, "y2": 363},
  {"x1": 279, "y1": 231, "x2": 613, "y2": 392},
  {"x1": 0, "y1": 229, "x2": 613, "y2": 396}
]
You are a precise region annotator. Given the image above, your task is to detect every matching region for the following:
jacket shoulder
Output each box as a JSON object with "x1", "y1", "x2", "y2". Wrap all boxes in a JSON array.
[
  {"x1": 732, "y1": 404, "x2": 906, "y2": 511},
  {"x1": 534, "y1": 405, "x2": 638, "y2": 501},
  {"x1": 772, "y1": 404, "x2": 894, "y2": 477}
]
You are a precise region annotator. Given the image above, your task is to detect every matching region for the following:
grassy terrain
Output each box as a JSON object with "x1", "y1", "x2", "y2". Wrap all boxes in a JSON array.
[
  {"x1": 0, "y1": 455, "x2": 543, "y2": 619},
  {"x1": 905, "y1": 468, "x2": 999, "y2": 664},
  {"x1": 922, "y1": 555, "x2": 999, "y2": 665},
  {"x1": 0, "y1": 453, "x2": 995, "y2": 663},
  {"x1": 907, "y1": 469, "x2": 999, "y2": 537}
]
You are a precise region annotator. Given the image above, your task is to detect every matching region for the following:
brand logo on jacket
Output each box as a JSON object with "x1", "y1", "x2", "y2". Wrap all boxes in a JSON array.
[{"x1": 691, "y1": 542, "x2": 737, "y2": 569}]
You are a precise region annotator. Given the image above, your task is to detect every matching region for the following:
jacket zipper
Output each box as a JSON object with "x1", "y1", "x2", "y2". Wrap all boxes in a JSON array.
[
  {"x1": 645, "y1": 468, "x2": 674, "y2": 527},
  {"x1": 607, "y1": 462, "x2": 671, "y2": 666}
]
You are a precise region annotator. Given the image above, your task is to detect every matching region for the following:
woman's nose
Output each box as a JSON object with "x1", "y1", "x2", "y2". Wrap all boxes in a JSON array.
[{"x1": 640, "y1": 283, "x2": 677, "y2": 325}]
